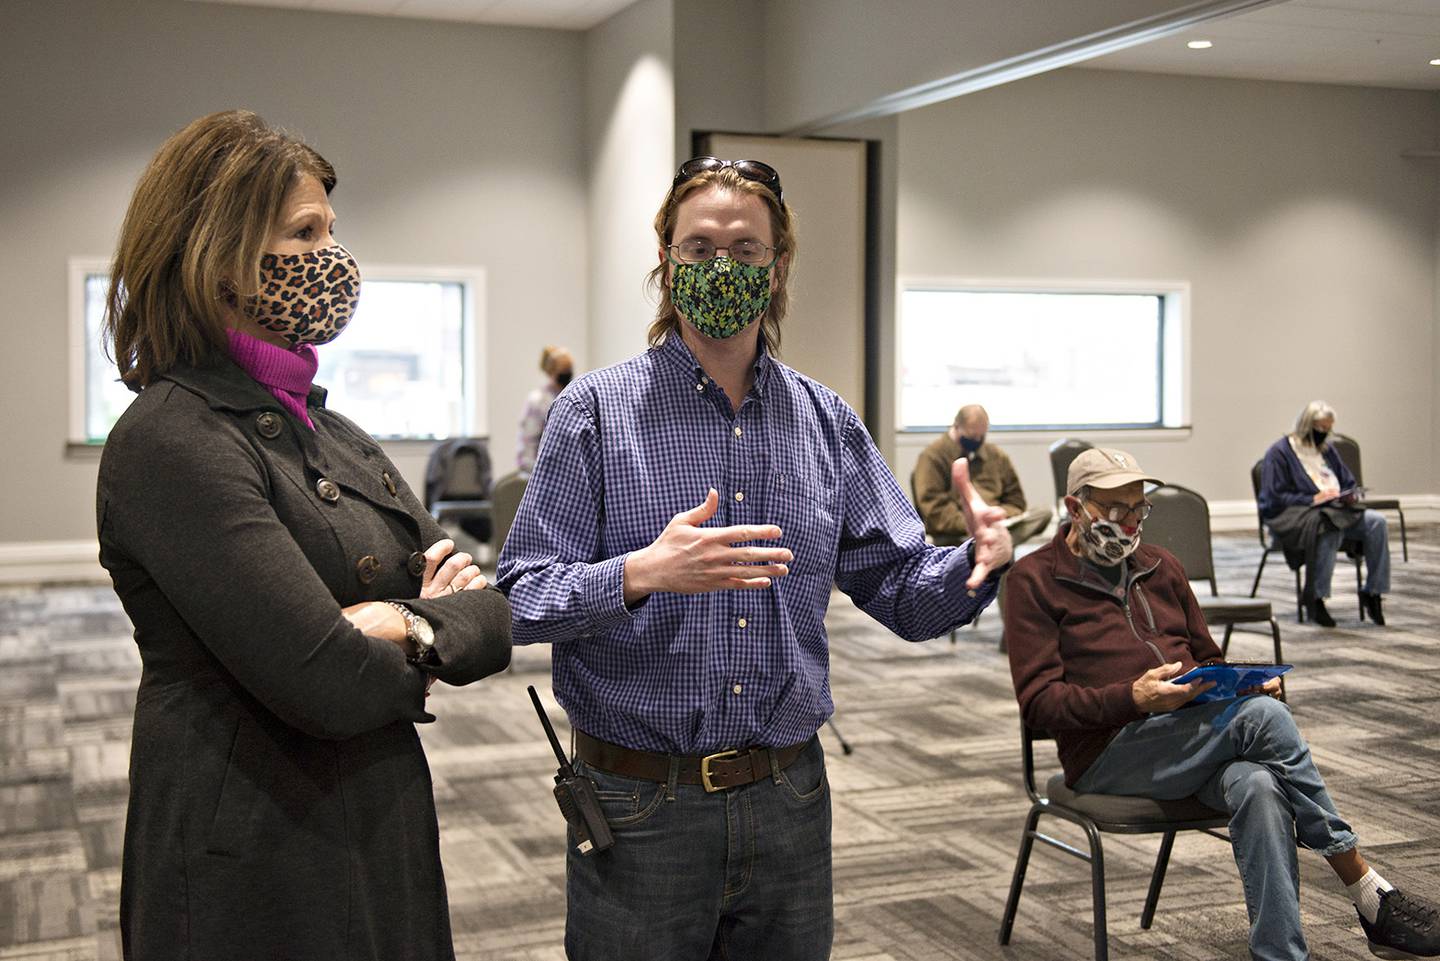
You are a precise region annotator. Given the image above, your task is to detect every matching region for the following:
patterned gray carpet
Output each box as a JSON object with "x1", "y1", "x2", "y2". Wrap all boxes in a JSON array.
[{"x1": 1, "y1": 526, "x2": 1437, "y2": 960}]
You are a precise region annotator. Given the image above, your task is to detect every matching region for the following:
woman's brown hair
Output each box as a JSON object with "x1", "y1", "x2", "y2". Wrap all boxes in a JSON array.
[
  {"x1": 644, "y1": 167, "x2": 797, "y2": 354},
  {"x1": 104, "y1": 110, "x2": 336, "y2": 389}
]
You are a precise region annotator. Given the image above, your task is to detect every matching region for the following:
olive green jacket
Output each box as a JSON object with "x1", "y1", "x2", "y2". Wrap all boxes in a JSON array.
[{"x1": 913, "y1": 433, "x2": 1027, "y2": 543}]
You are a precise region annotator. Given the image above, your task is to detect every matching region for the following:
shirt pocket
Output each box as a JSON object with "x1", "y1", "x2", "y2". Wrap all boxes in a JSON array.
[{"x1": 765, "y1": 470, "x2": 839, "y2": 577}]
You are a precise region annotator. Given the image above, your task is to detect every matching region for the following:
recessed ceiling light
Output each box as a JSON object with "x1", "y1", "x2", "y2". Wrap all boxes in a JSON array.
[
  {"x1": 1188, "y1": 40, "x2": 1214, "y2": 50},
  {"x1": 1430, "y1": 58, "x2": 1440, "y2": 66}
]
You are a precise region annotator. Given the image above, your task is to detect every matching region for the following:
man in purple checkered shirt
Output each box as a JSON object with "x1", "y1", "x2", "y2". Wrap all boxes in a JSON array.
[{"x1": 496, "y1": 157, "x2": 1013, "y2": 961}]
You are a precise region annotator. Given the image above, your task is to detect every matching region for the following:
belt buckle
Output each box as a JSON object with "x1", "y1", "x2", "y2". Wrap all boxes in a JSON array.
[{"x1": 700, "y1": 749, "x2": 741, "y2": 792}]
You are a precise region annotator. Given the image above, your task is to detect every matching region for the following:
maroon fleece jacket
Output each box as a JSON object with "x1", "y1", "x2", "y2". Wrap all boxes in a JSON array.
[{"x1": 1003, "y1": 525, "x2": 1224, "y2": 786}]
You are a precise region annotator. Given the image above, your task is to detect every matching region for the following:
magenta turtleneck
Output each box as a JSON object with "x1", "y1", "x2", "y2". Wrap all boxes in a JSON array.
[{"x1": 225, "y1": 329, "x2": 318, "y2": 431}]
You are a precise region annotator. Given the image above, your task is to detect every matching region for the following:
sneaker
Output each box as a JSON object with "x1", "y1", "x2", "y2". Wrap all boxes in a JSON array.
[
  {"x1": 1363, "y1": 592, "x2": 1387, "y2": 626},
  {"x1": 1308, "y1": 598, "x2": 1336, "y2": 628},
  {"x1": 1360, "y1": 888, "x2": 1440, "y2": 959}
]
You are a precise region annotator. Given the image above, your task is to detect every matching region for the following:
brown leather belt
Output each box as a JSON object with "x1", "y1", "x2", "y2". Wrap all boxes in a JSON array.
[{"x1": 574, "y1": 730, "x2": 809, "y2": 793}]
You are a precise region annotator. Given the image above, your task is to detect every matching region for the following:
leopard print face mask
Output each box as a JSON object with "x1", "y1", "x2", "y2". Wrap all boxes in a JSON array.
[{"x1": 245, "y1": 244, "x2": 361, "y2": 347}]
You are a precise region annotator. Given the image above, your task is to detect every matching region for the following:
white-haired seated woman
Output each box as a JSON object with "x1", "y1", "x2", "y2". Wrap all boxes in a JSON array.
[{"x1": 1258, "y1": 400, "x2": 1390, "y2": 627}]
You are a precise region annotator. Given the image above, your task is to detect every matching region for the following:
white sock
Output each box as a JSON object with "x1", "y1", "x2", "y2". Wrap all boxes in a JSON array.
[{"x1": 1347, "y1": 868, "x2": 1394, "y2": 924}]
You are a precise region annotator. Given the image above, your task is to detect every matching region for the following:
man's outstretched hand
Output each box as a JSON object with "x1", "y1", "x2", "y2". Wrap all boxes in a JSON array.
[{"x1": 952, "y1": 458, "x2": 1013, "y2": 589}]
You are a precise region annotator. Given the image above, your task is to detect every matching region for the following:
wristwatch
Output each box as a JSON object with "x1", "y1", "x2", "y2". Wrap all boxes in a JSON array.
[{"x1": 386, "y1": 602, "x2": 437, "y2": 665}]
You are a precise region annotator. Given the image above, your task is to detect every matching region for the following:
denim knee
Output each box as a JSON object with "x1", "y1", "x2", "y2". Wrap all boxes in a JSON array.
[
  {"x1": 1232, "y1": 696, "x2": 1303, "y2": 746},
  {"x1": 1224, "y1": 761, "x2": 1289, "y2": 815}
]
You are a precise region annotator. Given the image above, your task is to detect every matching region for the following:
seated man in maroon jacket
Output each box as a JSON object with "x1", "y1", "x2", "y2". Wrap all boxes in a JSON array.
[{"x1": 1003, "y1": 448, "x2": 1437, "y2": 961}]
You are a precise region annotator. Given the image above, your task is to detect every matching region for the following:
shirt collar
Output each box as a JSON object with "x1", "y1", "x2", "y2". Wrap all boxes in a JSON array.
[
  {"x1": 656, "y1": 330, "x2": 773, "y2": 398},
  {"x1": 159, "y1": 355, "x2": 329, "y2": 414}
]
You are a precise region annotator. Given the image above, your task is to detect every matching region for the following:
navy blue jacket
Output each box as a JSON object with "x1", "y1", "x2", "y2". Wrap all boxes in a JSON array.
[{"x1": 1259, "y1": 436, "x2": 1356, "y2": 520}]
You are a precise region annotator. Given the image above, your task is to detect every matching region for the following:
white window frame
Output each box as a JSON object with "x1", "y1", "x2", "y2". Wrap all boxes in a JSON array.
[
  {"x1": 895, "y1": 276, "x2": 1191, "y2": 433},
  {"x1": 68, "y1": 258, "x2": 487, "y2": 444}
]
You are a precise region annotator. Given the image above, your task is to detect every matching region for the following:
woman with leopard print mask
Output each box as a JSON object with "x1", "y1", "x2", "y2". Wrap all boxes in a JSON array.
[{"x1": 96, "y1": 110, "x2": 511, "y2": 961}]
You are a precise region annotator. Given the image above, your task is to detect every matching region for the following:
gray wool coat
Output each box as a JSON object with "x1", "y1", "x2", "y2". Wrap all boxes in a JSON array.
[{"x1": 96, "y1": 358, "x2": 512, "y2": 961}]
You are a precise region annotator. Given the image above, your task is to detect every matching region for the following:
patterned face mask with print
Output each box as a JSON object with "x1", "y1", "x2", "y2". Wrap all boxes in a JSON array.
[
  {"x1": 1077, "y1": 508, "x2": 1143, "y2": 566},
  {"x1": 671, "y1": 257, "x2": 773, "y2": 340},
  {"x1": 245, "y1": 243, "x2": 362, "y2": 347}
]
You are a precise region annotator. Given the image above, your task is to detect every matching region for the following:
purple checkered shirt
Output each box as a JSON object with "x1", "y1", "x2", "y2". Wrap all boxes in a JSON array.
[{"x1": 496, "y1": 334, "x2": 998, "y2": 754}]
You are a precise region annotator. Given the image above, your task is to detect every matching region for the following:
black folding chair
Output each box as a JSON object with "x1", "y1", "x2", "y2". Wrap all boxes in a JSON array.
[
  {"x1": 1048, "y1": 437, "x2": 1093, "y2": 514},
  {"x1": 1146, "y1": 484, "x2": 1283, "y2": 670},
  {"x1": 999, "y1": 726, "x2": 1230, "y2": 961},
  {"x1": 1330, "y1": 433, "x2": 1407, "y2": 563}
]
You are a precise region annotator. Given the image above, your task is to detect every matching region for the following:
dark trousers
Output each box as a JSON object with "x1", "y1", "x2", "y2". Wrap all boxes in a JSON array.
[{"x1": 565, "y1": 736, "x2": 833, "y2": 961}]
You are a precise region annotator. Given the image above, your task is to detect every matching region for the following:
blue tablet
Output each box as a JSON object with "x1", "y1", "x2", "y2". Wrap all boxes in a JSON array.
[{"x1": 1173, "y1": 663, "x2": 1292, "y2": 704}]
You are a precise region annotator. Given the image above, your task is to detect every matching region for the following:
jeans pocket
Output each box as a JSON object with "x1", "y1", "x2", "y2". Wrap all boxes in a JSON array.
[
  {"x1": 575, "y1": 760, "x2": 666, "y2": 827},
  {"x1": 777, "y1": 739, "x2": 827, "y2": 805}
]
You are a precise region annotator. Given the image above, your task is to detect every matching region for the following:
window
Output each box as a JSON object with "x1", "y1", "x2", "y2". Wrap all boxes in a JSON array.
[
  {"x1": 897, "y1": 283, "x2": 1186, "y2": 431},
  {"x1": 70, "y1": 260, "x2": 485, "y2": 443}
]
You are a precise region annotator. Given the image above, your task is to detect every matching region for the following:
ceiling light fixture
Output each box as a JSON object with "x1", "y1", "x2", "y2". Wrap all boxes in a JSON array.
[
  {"x1": 1188, "y1": 40, "x2": 1214, "y2": 50},
  {"x1": 1431, "y1": 58, "x2": 1440, "y2": 66}
]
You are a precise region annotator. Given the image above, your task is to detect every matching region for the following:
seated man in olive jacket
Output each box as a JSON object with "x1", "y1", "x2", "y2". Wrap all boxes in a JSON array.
[
  {"x1": 1003, "y1": 447, "x2": 1438, "y2": 961},
  {"x1": 913, "y1": 404, "x2": 1050, "y2": 547}
]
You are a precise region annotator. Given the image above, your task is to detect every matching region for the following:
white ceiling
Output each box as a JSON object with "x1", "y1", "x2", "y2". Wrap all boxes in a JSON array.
[
  {"x1": 186, "y1": 0, "x2": 639, "y2": 31},
  {"x1": 1081, "y1": 0, "x2": 1440, "y2": 90}
]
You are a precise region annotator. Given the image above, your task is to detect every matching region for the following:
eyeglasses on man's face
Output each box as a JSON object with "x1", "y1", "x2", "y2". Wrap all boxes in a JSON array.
[
  {"x1": 666, "y1": 238, "x2": 777, "y2": 267},
  {"x1": 1086, "y1": 498, "x2": 1153, "y2": 524},
  {"x1": 671, "y1": 157, "x2": 784, "y2": 205}
]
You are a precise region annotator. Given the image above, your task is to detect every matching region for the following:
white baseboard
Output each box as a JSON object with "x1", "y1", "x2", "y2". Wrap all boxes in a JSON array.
[
  {"x1": 1, "y1": 496, "x2": 1435, "y2": 588},
  {"x1": 0, "y1": 540, "x2": 107, "y2": 586}
]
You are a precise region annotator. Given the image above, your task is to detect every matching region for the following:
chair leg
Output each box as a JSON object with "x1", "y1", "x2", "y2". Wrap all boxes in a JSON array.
[
  {"x1": 1250, "y1": 549, "x2": 1269, "y2": 598},
  {"x1": 1355, "y1": 557, "x2": 1365, "y2": 622},
  {"x1": 1270, "y1": 618, "x2": 1283, "y2": 665},
  {"x1": 1221, "y1": 624, "x2": 1234, "y2": 658},
  {"x1": 825, "y1": 718, "x2": 854, "y2": 756},
  {"x1": 1398, "y1": 508, "x2": 1407, "y2": 563},
  {"x1": 1086, "y1": 821, "x2": 1109, "y2": 961},
  {"x1": 1293, "y1": 569, "x2": 1304, "y2": 623},
  {"x1": 1140, "y1": 831, "x2": 1176, "y2": 930},
  {"x1": 998, "y1": 807, "x2": 1042, "y2": 946}
]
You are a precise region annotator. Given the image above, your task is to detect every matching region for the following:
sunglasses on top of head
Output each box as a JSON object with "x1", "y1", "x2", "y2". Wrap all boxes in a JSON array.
[{"x1": 670, "y1": 157, "x2": 783, "y2": 206}]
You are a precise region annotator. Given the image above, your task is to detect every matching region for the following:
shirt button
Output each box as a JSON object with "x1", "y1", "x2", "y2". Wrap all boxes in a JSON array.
[
  {"x1": 967, "y1": 589, "x2": 978, "y2": 598},
  {"x1": 734, "y1": 491, "x2": 744, "y2": 502},
  {"x1": 315, "y1": 478, "x2": 341, "y2": 503},
  {"x1": 737, "y1": 618, "x2": 747, "y2": 628},
  {"x1": 696, "y1": 383, "x2": 705, "y2": 392},
  {"x1": 407, "y1": 551, "x2": 427, "y2": 577},
  {"x1": 732, "y1": 684, "x2": 743, "y2": 695},
  {"x1": 382, "y1": 471, "x2": 398, "y2": 497},
  {"x1": 733, "y1": 426, "x2": 742, "y2": 438},
  {"x1": 355, "y1": 554, "x2": 380, "y2": 585}
]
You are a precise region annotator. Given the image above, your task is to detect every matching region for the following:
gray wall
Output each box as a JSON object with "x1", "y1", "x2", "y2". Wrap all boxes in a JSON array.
[
  {"x1": 583, "y1": 0, "x2": 675, "y2": 370},
  {"x1": 893, "y1": 68, "x2": 1440, "y2": 512},
  {"x1": 0, "y1": 0, "x2": 587, "y2": 544}
]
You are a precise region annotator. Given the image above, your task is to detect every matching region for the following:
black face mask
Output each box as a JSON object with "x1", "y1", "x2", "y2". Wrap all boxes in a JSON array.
[
  {"x1": 959, "y1": 435, "x2": 984, "y2": 454},
  {"x1": 555, "y1": 369, "x2": 573, "y2": 388},
  {"x1": 1310, "y1": 429, "x2": 1328, "y2": 447}
]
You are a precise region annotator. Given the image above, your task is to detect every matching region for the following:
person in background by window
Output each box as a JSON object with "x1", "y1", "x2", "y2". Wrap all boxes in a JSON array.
[
  {"x1": 914, "y1": 403, "x2": 1051, "y2": 547},
  {"x1": 96, "y1": 110, "x2": 511, "y2": 961},
  {"x1": 497, "y1": 157, "x2": 1013, "y2": 961},
  {"x1": 516, "y1": 344, "x2": 574, "y2": 475},
  {"x1": 1259, "y1": 400, "x2": 1390, "y2": 627}
]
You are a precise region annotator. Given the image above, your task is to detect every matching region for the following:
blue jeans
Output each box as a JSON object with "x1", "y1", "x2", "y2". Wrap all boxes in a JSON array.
[
  {"x1": 1074, "y1": 697, "x2": 1357, "y2": 961},
  {"x1": 565, "y1": 736, "x2": 833, "y2": 961},
  {"x1": 1310, "y1": 508, "x2": 1389, "y2": 600}
]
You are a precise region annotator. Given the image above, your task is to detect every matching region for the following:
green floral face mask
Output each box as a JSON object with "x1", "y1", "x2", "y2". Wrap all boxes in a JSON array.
[{"x1": 671, "y1": 257, "x2": 773, "y2": 340}]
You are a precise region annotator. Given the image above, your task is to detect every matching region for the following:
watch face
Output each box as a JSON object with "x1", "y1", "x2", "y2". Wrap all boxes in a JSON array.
[{"x1": 413, "y1": 615, "x2": 435, "y2": 649}]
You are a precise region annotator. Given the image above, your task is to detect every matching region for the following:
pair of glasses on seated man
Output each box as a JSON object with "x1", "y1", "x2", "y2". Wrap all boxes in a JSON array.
[
  {"x1": 666, "y1": 238, "x2": 777, "y2": 267},
  {"x1": 1086, "y1": 499, "x2": 1153, "y2": 524}
]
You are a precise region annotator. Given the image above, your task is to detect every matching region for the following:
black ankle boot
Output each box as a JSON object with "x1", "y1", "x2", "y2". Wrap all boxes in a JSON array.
[
  {"x1": 1362, "y1": 592, "x2": 1386, "y2": 626},
  {"x1": 1308, "y1": 598, "x2": 1336, "y2": 627}
]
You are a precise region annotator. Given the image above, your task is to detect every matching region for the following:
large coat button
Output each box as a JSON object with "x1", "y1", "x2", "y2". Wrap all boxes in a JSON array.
[
  {"x1": 256, "y1": 412, "x2": 282, "y2": 439},
  {"x1": 382, "y1": 472, "x2": 398, "y2": 497},
  {"x1": 356, "y1": 555, "x2": 380, "y2": 585},
  {"x1": 407, "y1": 552, "x2": 427, "y2": 577},
  {"x1": 315, "y1": 478, "x2": 341, "y2": 503}
]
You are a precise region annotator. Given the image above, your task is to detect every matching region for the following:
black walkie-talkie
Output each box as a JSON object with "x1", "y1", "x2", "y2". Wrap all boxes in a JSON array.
[{"x1": 527, "y1": 686, "x2": 614, "y2": 856}]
